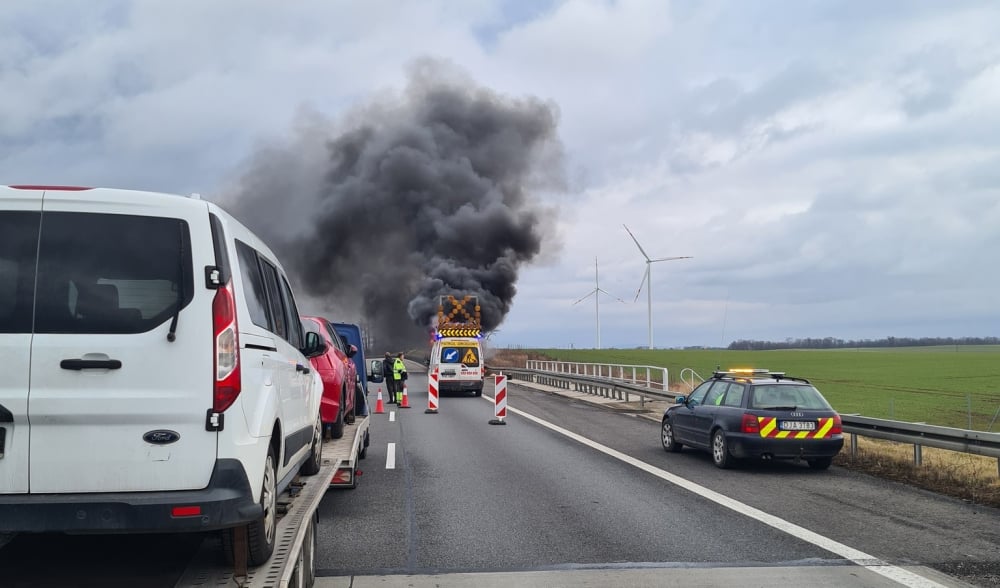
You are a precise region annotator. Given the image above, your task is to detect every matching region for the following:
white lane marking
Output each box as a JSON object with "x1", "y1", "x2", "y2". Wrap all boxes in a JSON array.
[
  {"x1": 389, "y1": 411, "x2": 396, "y2": 422},
  {"x1": 386, "y1": 442, "x2": 396, "y2": 470},
  {"x1": 480, "y1": 394, "x2": 946, "y2": 588}
]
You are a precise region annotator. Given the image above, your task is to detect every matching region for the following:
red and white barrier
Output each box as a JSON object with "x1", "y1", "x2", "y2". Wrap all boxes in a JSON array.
[
  {"x1": 489, "y1": 374, "x2": 507, "y2": 425},
  {"x1": 425, "y1": 367, "x2": 439, "y2": 414}
]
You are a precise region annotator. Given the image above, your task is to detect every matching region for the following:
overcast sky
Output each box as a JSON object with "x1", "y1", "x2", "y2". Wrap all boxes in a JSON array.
[{"x1": 3, "y1": 0, "x2": 999, "y2": 349}]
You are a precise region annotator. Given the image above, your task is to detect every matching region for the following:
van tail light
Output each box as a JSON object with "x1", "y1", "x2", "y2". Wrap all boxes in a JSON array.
[
  {"x1": 213, "y1": 280, "x2": 241, "y2": 413},
  {"x1": 741, "y1": 413, "x2": 760, "y2": 434},
  {"x1": 831, "y1": 414, "x2": 843, "y2": 435}
]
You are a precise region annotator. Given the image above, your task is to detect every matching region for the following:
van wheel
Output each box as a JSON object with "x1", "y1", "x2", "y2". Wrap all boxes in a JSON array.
[
  {"x1": 224, "y1": 447, "x2": 278, "y2": 566},
  {"x1": 474, "y1": 387, "x2": 482, "y2": 397},
  {"x1": 248, "y1": 448, "x2": 278, "y2": 565},
  {"x1": 300, "y1": 413, "x2": 322, "y2": 476},
  {"x1": 330, "y1": 401, "x2": 345, "y2": 440}
]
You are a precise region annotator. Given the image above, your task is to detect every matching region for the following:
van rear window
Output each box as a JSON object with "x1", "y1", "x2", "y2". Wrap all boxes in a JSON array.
[{"x1": 33, "y1": 212, "x2": 194, "y2": 334}]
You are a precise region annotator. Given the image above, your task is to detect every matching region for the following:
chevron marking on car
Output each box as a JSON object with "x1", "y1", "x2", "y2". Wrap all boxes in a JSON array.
[{"x1": 757, "y1": 417, "x2": 835, "y2": 439}]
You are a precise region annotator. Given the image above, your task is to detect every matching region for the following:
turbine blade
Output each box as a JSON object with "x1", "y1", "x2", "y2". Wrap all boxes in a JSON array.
[
  {"x1": 622, "y1": 224, "x2": 650, "y2": 260},
  {"x1": 634, "y1": 267, "x2": 648, "y2": 302},
  {"x1": 598, "y1": 288, "x2": 627, "y2": 304},
  {"x1": 572, "y1": 289, "x2": 597, "y2": 306},
  {"x1": 649, "y1": 256, "x2": 693, "y2": 263}
]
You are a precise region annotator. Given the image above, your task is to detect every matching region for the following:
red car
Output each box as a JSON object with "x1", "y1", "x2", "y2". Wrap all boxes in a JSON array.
[{"x1": 301, "y1": 316, "x2": 358, "y2": 439}]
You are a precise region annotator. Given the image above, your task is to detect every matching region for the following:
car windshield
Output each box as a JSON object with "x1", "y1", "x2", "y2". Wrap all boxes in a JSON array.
[{"x1": 750, "y1": 384, "x2": 832, "y2": 410}]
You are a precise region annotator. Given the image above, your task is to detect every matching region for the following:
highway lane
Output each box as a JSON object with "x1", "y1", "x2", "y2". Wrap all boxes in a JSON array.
[
  {"x1": 505, "y1": 380, "x2": 1000, "y2": 586},
  {"x1": 315, "y1": 371, "x2": 987, "y2": 585}
]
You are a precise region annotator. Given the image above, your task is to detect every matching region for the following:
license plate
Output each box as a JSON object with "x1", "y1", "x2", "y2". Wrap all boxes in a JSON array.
[{"x1": 780, "y1": 420, "x2": 815, "y2": 431}]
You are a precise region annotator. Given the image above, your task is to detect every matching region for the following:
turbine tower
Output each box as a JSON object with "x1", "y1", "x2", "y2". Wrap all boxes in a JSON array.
[
  {"x1": 623, "y1": 224, "x2": 692, "y2": 349},
  {"x1": 572, "y1": 257, "x2": 625, "y2": 349}
]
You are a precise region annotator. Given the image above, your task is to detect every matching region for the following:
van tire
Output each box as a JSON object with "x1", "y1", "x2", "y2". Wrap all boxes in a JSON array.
[
  {"x1": 224, "y1": 447, "x2": 278, "y2": 566},
  {"x1": 474, "y1": 387, "x2": 482, "y2": 397},
  {"x1": 330, "y1": 399, "x2": 345, "y2": 440},
  {"x1": 300, "y1": 413, "x2": 322, "y2": 476}
]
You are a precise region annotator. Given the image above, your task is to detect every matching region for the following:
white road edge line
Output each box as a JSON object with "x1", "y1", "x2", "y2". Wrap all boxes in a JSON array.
[
  {"x1": 386, "y1": 442, "x2": 396, "y2": 470},
  {"x1": 481, "y1": 393, "x2": 947, "y2": 588},
  {"x1": 389, "y1": 411, "x2": 396, "y2": 422}
]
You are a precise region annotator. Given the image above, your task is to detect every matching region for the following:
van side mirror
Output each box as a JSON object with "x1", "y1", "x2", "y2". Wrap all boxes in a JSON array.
[
  {"x1": 368, "y1": 359, "x2": 385, "y2": 383},
  {"x1": 674, "y1": 396, "x2": 686, "y2": 404},
  {"x1": 347, "y1": 344, "x2": 358, "y2": 358},
  {"x1": 302, "y1": 331, "x2": 327, "y2": 359}
]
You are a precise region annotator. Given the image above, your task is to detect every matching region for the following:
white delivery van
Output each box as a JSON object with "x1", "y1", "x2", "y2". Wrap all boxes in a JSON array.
[
  {"x1": 0, "y1": 185, "x2": 326, "y2": 566},
  {"x1": 429, "y1": 336, "x2": 485, "y2": 396}
]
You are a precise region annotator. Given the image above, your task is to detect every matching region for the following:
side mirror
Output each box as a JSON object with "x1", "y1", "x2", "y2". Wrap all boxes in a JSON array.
[
  {"x1": 368, "y1": 359, "x2": 385, "y2": 383},
  {"x1": 674, "y1": 396, "x2": 686, "y2": 405},
  {"x1": 346, "y1": 344, "x2": 358, "y2": 358},
  {"x1": 302, "y1": 331, "x2": 327, "y2": 359}
]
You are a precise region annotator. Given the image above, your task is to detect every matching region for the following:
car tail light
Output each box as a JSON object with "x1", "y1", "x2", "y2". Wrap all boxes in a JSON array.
[
  {"x1": 213, "y1": 280, "x2": 241, "y2": 413},
  {"x1": 741, "y1": 413, "x2": 760, "y2": 434},
  {"x1": 831, "y1": 414, "x2": 843, "y2": 435}
]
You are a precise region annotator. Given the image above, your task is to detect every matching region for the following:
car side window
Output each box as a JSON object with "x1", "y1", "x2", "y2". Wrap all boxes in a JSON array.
[
  {"x1": 235, "y1": 241, "x2": 272, "y2": 332},
  {"x1": 323, "y1": 322, "x2": 346, "y2": 354},
  {"x1": 278, "y1": 276, "x2": 303, "y2": 349},
  {"x1": 258, "y1": 259, "x2": 286, "y2": 341},
  {"x1": 722, "y1": 383, "x2": 746, "y2": 407},
  {"x1": 687, "y1": 381, "x2": 712, "y2": 406},
  {"x1": 704, "y1": 382, "x2": 729, "y2": 406}
]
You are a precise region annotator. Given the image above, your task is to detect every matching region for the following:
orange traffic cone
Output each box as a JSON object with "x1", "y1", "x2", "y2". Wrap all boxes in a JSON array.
[
  {"x1": 374, "y1": 387, "x2": 385, "y2": 414},
  {"x1": 400, "y1": 384, "x2": 411, "y2": 408}
]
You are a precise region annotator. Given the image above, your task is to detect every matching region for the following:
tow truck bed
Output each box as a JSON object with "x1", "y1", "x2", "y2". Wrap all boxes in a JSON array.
[{"x1": 174, "y1": 416, "x2": 370, "y2": 587}]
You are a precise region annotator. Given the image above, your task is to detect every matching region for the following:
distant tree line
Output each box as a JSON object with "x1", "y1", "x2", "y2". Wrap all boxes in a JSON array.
[{"x1": 727, "y1": 336, "x2": 1000, "y2": 351}]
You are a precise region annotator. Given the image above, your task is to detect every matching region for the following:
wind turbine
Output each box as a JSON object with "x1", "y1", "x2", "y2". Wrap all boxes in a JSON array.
[
  {"x1": 572, "y1": 257, "x2": 625, "y2": 349},
  {"x1": 623, "y1": 224, "x2": 692, "y2": 350}
]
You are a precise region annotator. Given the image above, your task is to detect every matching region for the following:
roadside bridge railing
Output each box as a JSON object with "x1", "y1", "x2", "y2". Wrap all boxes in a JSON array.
[{"x1": 494, "y1": 366, "x2": 1000, "y2": 475}]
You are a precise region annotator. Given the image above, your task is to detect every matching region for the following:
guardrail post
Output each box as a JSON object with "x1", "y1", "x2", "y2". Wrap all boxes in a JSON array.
[
  {"x1": 640, "y1": 393, "x2": 644, "y2": 409},
  {"x1": 850, "y1": 433, "x2": 858, "y2": 457},
  {"x1": 646, "y1": 367, "x2": 650, "y2": 388},
  {"x1": 914, "y1": 444, "x2": 922, "y2": 466},
  {"x1": 662, "y1": 368, "x2": 668, "y2": 391}
]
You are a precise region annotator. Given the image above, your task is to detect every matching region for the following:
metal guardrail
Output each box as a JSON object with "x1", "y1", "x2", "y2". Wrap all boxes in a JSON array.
[
  {"x1": 497, "y1": 366, "x2": 1000, "y2": 475},
  {"x1": 525, "y1": 360, "x2": 669, "y2": 391},
  {"x1": 496, "y1": 366, "x2": 676, "y2": 409}
]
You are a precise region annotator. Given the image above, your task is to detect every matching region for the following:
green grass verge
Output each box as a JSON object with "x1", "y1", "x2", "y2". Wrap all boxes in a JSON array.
[{"x1": 521, "y1": 347, "x2": 1000, "y2": 430}]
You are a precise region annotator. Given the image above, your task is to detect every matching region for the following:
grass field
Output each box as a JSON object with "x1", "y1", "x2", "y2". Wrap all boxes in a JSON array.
[{"x1": 502, "y1": 346, "x2": 1000, "y2": 430}]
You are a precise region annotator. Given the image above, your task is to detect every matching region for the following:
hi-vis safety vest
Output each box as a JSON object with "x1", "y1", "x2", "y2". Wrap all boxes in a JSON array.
[{"x1": 392, "y1": 358, "x2": 405, "y2": 380}]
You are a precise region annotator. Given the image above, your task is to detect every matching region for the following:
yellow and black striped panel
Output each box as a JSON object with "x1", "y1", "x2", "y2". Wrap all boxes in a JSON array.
[
  {"x1": 437, "y1": 328, "x2": 480, "y2": 338},
  {"x1": 757, "y1": 417, "x2": 835, "y2": 439}
]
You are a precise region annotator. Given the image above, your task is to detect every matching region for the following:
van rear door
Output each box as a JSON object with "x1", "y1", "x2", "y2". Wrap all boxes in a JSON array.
[
  {"x1": 28, "y1": 189, "x2": 217, "y2": 493},
  {"x1": 0, "y1": 189, "x2": 42, "y2": 494}
]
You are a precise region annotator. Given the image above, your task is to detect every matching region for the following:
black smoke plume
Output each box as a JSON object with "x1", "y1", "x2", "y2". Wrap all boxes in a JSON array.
[{"x1": 221, "y1": 60, "x2": 564, "y2": 350}]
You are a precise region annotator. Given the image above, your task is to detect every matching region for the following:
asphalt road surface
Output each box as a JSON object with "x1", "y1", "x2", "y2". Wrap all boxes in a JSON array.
[
  {"x1": 313, "y1": 370, "x2": 1000, "y2": 587},
  {"x1": 1, "y1": 369, "x2": 998, "y2": 587}
]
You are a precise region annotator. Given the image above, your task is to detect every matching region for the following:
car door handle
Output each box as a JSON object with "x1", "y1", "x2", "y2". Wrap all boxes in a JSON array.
[
  {"x1": 296, "y1": 363, "x2": 311, "y2": 375},
  {"x1": 60, "y1": 359, "x2": 123, "y2": 370}
]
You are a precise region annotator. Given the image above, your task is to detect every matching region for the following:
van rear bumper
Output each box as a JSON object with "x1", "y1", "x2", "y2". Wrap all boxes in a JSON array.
[{"x1": 0, "y1": 459, "x2": 261, "y2": 534}]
